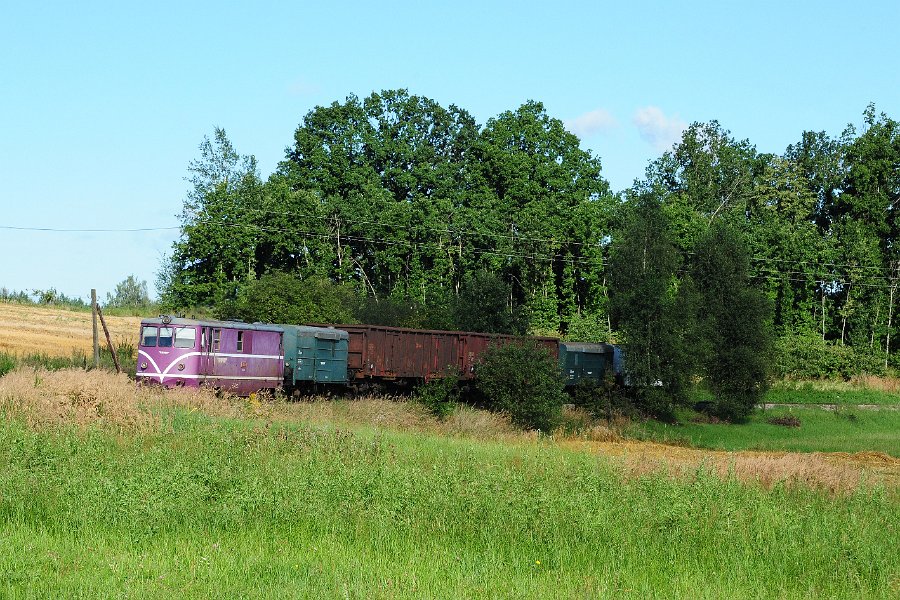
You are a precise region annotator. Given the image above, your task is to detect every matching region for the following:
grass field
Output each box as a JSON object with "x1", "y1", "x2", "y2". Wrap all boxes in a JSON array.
[
  {"x1": 767, "y1": 379, "x2": 900, "y2": 406},
  {"x1": 630, "y1": 405, "x2": 900, "y2": 458},
  {"x1": 1, "y1": 369, "x2": 899, "y2": 598},
  {"x1": 1, "y1": 304, "x2": 899, "y2": 596}
]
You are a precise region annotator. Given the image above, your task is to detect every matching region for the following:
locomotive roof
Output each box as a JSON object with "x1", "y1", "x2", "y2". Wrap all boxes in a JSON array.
[{"x1": 140, "y1": 316, "x2": 285, "y2": 333}]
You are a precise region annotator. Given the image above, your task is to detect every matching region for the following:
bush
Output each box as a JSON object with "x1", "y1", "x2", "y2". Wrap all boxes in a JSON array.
[
  {"x1": 415, "y1": 370, "x2": 460, "y2": 420},
  {"x1": 774, "y1": 332, "x2": 886, "y2": 379},
  {"x1": 571, "y1": 379, "x2": 633, "y2": 421},
  {"x1": 475, "y1": 341, "x2": 566, "y2": 432}
]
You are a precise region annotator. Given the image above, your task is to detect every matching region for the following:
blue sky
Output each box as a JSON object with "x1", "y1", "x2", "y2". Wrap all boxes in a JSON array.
[{"x1": 1, "y1": 0, "x2": 897, "y2": 301}]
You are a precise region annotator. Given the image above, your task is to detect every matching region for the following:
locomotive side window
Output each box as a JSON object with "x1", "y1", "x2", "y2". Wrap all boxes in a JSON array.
[
  {"x1": 212, "y1": 329, "x2": 221, "y2": 352},
  {"x1": 174, "y1": 327, "x2": 197, "y2": 349},
  {"x1": 236, "y1": 331, "x2": 244, "y2": 352},
  {"x1": 140, "y1": 326, "x2": 158, "y2": 347},
  {"x1": 158, "y1": 327, "x2": 174, "y2": 348}
]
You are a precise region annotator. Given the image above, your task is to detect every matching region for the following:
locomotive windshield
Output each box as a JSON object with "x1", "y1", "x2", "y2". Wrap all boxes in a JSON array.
[
  {"x1": 140, "y1": 325, "x2": 197, "y2": 348},
  {"x1": 174, "y1": 327, "x2": 197, "y2": 349},
  {"x1": 140, "y1": 326, "x2": 158, "y2": 347}
]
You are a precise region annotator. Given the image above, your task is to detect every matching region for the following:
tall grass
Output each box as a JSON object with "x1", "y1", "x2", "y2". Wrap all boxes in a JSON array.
[
  {"x1": 0, "y1": 344, "x2": 136, "y2": 377},
  {"x1": 1, "y1": 413, "x2": 897, "y2": 598},
  {"x1": 0, "y1": 368, "x2": 897, "y2": 597}
]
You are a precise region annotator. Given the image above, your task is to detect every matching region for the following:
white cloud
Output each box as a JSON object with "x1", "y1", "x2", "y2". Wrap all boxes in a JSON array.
[
  {"x1": 565, "y1": 108, "x2": 618, "y2": 138},
  {"x1": 287, "y1": 78, "x2": 320, "y2": 96},
  {"x1": 632, "y1": 106, "x2": 687, "y2": 152}
]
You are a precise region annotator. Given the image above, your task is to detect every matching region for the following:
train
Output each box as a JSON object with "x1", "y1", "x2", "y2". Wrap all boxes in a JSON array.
[{"x1": 136, "y1": 315, "x2": 623, "y2": 395}]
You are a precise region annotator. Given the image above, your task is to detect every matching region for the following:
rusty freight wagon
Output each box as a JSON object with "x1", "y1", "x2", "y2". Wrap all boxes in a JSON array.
[{"x1": 332, "y1": 324, "x2": 558, "y2": 382}]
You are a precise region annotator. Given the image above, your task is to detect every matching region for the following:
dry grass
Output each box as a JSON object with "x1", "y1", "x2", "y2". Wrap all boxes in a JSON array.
[
  {"x1": 2, "y1": 367, "x2": 897, "y2": 494},
  {"x1": 0, "y1": 303, "x2": 140, "y2": 357},
  {"x1": 776, "y1": 374, "x2": 900, "y2": 393},
  {"x1": 0, "y1": 367, "x2": 245, "y2": 432}
]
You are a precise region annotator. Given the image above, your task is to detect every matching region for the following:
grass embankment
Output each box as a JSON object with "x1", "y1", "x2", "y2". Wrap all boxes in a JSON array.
[
  {"x1": 630, "y1": 406, "x2": 900, "y2": 457},
  {"x1": 767, "y1": 378, "x2": 900, "y2": 406},
  {"x1": 1, "y1": 369, "x2": 898, "y2": 598}
]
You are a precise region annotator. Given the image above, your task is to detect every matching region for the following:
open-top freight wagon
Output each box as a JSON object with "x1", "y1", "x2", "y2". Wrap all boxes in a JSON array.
[{"x1": 333, "y1": 324, "x2": 558, "y2": 382}]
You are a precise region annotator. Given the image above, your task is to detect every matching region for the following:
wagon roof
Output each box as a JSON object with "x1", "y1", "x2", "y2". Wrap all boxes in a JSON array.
[
  {"x1": 280, "y1": 324, "x2": 349, "y2": 340},
  {"x1": 312, "y1": 323, "x2": 558, "y2": 342},
  {"x1": 560, "y1": 342, "x2": 615, "y2": 352},
  {"x1": 140, "y1": 316, "x2": 284, "y2": 333}
]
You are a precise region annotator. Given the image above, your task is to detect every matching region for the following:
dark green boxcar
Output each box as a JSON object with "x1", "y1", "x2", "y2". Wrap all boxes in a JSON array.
[
  {"x1": 281, "y1": 325, "x2": 350, "y2": 385},
  {"x1": 559, "y1": 342, "x2": 615, "y2": 386}
]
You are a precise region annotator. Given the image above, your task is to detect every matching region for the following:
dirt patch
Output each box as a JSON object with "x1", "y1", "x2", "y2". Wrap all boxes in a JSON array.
[{"x1": 0, "y1": 303, "x2": 141, "y2": 357}]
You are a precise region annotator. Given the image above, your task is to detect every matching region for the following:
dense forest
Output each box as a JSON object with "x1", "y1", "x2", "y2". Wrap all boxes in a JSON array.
[{"x1": 158, "y1": 90, "x2": 900, "y2": 383}]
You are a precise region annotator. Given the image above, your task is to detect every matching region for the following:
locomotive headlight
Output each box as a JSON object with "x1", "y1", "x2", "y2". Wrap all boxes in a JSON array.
[
  {"x1": 140, "y1": 362, "x2": 147, "y2": 370},
  {"x1": 178, "y1": 363, "x2": 185, "y2": 371}
]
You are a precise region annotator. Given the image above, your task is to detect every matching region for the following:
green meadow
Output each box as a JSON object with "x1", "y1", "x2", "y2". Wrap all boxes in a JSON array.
[
  {"x1": 1, "y1": 407, "x2": 897, "y2": 599},
  {"x1": 630, "y1": 405, "x2": 900, "y2": 457}
]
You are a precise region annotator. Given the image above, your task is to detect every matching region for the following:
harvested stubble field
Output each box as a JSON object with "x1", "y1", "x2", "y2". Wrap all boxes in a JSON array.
[{"x1": 0, "y1": 302, "x2": 140, "y2": 357}]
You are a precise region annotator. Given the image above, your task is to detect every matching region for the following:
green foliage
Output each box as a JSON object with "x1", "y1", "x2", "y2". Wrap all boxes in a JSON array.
[
  {"x1": 773, "y1": 332, "x2": 886, "y2": 379},
  {"x1": 0, "y1": 287, "x2": 32, "y2": 304},
  {"x1": 158, "y1": 127, "x2": 264, "y2": 309},
  {"x1": 354, "y1": 295, "x2": 424, "y2": 328},
  {"x1": 475, "y1": 341, "x2": 566, "y2": 432},
  {"x1": 225, "y1": 271, "x2": 357, "y2": 325},
  {"x1": 564, "y1": 310, "x2": 611, "y2": 343},
  {"x1": 415, "y1": 371, "x2": 460, "y2": 420},
  {"x1": 0, "y1": 353, "x2": 15, "y2": 377},
  {"x1": 158, "y1": 98, "x2": 900, "y2": 381},
  {"x1": 571, "y1": 379, "x2": 632, "y2": 421},
  {"x1": 453, "y1": 270, "x2": 527, "y2": 334},
  {"x1": 104, "y1": 275, "x2": 150, "y2": 308},
  {"x1": 608, "y1": 194, "x2": 696, "y2": 418},
  {"x1": 692, "y1": 222, "x2": 772, "y2": 422}
]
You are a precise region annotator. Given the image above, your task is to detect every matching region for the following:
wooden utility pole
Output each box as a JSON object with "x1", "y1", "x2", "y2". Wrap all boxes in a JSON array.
[
  {"x1": 96, "y1": 304, "x2": 121, "y2": 374},
  {"x1": 91, "y1": 289, "x2": 100, "y2": 368}
]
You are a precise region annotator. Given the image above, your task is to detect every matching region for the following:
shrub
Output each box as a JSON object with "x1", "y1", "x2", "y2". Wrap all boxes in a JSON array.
[
  {"x1": 0, "y1": 353, "x2": 16, "y2": 377},
  {"x1": 415, "y1": 370, "x2": 460, "y2": 420},
  {"x1": 571, "y1": 379, "x2": 633, "y2": 421},
  {"x1": 774, "y1": 332, "x2": 886, "y2": 379},
  {"x1": 475, "y1": 341, "x2": 566, "y2": 432}
]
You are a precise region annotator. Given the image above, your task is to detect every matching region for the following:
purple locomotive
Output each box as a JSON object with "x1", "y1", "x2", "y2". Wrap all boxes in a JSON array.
[{"x1": 136, "y1": 316, "x2": 284, "y2": 394}]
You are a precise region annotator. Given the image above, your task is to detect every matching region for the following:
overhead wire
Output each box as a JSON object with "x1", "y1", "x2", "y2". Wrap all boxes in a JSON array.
[{"x1": 6, "y1": 216, "x2": 900, "y2": 290}]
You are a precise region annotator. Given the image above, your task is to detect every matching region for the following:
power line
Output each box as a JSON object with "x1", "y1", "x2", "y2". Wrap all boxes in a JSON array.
[
  {"x1": 7, "y1": 218, "x2": 900, "y2": 290},
  {"x1": 0, "y1": 225, "x2": 179, "y2": 233}
]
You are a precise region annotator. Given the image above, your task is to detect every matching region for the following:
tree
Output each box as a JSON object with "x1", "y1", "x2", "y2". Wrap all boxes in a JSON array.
[
  {"x1": 105, "y1": 275, "x2": 150, "y2": 308},
  {"x1": 475, "y1": 340, "x2": 566, "y2": 432},
  {"x1": 692, "y1": 222, "x2": 772, "y2": 421},
  {"x1": 280, "y1": 90, "x2": 479, "y2": 298},
  {"x1": 608, "y1": 194, "x2": 696, "y2": 418},
  {"x1": 159, "y1": 128, "x2": 263, "y2": 309},
  {"x1": 226, "y1": 271, "x2": 357, "y2": 325},
  {"x1": 466, "y1": 101, "x2": 615, "y2": 331},
  {"x1": 453, "y1": 270, "x2": 527, "y2": 334}
]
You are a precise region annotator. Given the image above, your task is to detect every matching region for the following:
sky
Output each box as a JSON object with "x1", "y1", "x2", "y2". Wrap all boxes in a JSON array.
[{"x1": 1, "y1": 0, "x2": 898, "y2": 302}]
